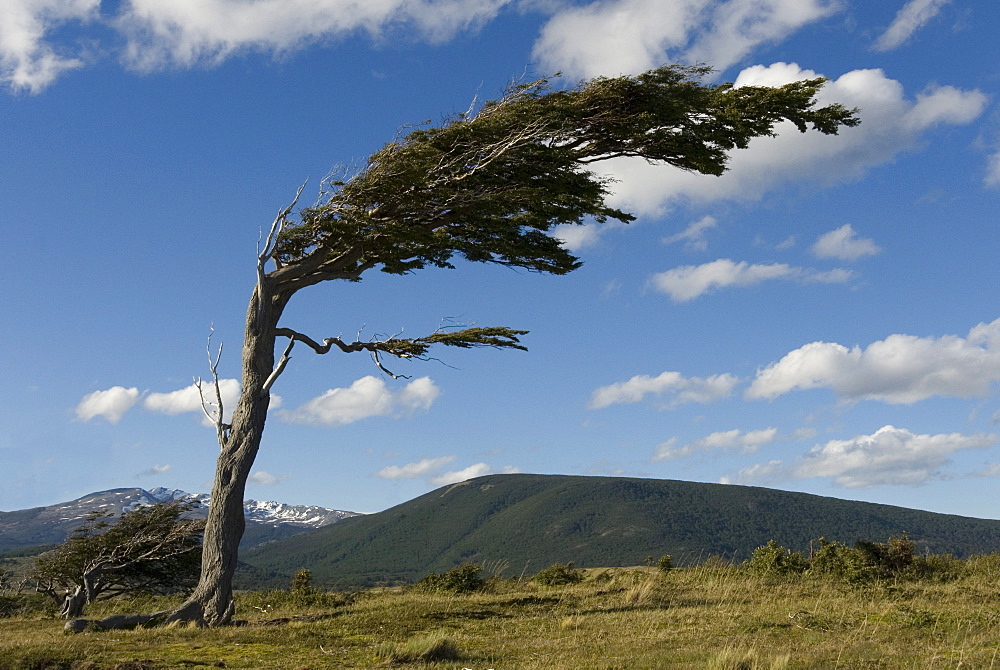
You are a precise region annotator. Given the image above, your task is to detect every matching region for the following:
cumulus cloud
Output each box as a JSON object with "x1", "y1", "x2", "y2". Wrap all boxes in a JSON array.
[
  {"x1": 2, "y1": 0, "x2": 512, "y2": 92},
  {"x1": 279, "y1": 376, "x2": 440, "y2": 426},
  {"x1": 376, "y1": 456, "x2": 456, "y2": 480},
  {"x1": 429, "y1": 463, "x2": 518, "y2": 486},
  {"x1": 874, "y1": 0, "x2": 951, "y2": 52},
  {"x1": 115, "y1": 0, "x2": 512, "y2": 72},
  {"x1": 589, "y1": 371, "x2": 738, "y2": 409},
  {"x1": 650, "y1": 258, "x2": 852, "y2": 302},
  {"x1": 532, "y1": 0, "x2": 838, "y2": 80},
  {"x1": 552, "y1": 222, "x2": 603, "y2": 251},
  {"x1": 810, "y1": 224, "x2": 881, "y2": 260},
  {"x1": 653, "y1": 427, "x2": 778, "y2": 460},
  {"x1": 726, "y1": 425, "x2": 995, "y2": 488},
  {"x1": 143, "y1": 379, "x2": 241, "y2": 419},
  {"x1": 747, "y1": 318, "x2": 1000, "y2": 404},
  {"x1": 0, "y1": 0, "x2": 99, "y2": 93},
  {"x1": 720, "y1": 459, "x2": 788, "y2": 486},
  {"x1": 137, "y1": 464, "x2": 171, "y2": 477},
  {"x1": 249, "y1": 471, "x2": 280, "y2": 485},
  {"x1": 375, "y1": 457, "x2": 516, "y2": 484},
  {"x1": 591, "y1": 64, "x2": 988, "y2": 218},
  {"x1": 662, "y1": 216, "x2": 718, "y2": 251},
  {"x1": 75, "y1": 386, "x2": 140, "y2": 424}
]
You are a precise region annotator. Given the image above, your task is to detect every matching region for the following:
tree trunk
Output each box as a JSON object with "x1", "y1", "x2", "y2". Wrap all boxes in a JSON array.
[
  {"x1": 60, "y1": 586, "x2": 86, "y2": 619},
  {"x1": 166, "y1": 285, "x2": 289, "y2": 627}
]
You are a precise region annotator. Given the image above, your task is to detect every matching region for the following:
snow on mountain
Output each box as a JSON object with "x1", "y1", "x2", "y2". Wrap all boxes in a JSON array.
[
  {"x1": 123, "y1": 488, "x2": 357, "y2": 528},
  {"x1": 0, "y1": 488, "x2": 359, "y2": 554}
]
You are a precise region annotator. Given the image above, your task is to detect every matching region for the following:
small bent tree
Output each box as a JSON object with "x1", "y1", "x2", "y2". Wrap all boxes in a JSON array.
[
  {"x1": 31, "y1": 501, "x2": 203, "y2": 618},
  {"x1": 140, "y1": 64, "x2": 858, "y2": 627}
]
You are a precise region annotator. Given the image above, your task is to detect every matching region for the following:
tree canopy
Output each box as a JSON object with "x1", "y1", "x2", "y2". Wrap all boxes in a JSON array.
[
  {"x1": 31, "y1": 501, "x2": 203, "y2": 618},
  {"x1": 271, "y1": 65, "x2": 857, "y2": 287}
]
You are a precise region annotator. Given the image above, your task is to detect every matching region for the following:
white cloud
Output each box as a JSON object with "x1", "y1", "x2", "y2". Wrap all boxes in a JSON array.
[
  {"x1": 796, "y1": 425, "x2": 994, "y2": 488},
  {"x1": 589, "y1": 370, "x2": 738, "y2": 409},
  {"x1": 429, "y1": 463, "x2": 518, "y2": 485},
  {"x1": 2, "y1": 0, "x2": 512, "y2": 91},
  {"x1": 653, "y1": 427, "x2": 778, "y2": 460},
  {"x1": 650, "y1": 258, "x2": 852, "y2": 302},
  {"x1": 720, "y1": 459, "x2": 788, "y2": 486},
  {"x1": 592, "y1": 64, "x2": 988, "y2": 218},
  {"x1": 143, "y1": 379, "x2": 241, "y2": 427},
  {"x1": 723, "y1": 426, "x2": 996, "y2": 488},
  {"x1": 810, "y1": 224, "x2": 880, "y2": 260},
  {"x1": 747, "y1": 318, "x2": 1000, "y2": 404},
  {"x1": 0, "y1": 0, "x2": 99, "y2": 93},
  {"x1": 279, "y1": 376, "x2": 440, "y2": 426},
  {"x1": 143, "y1": 379, "x2": 240, "y2": 415},
  {"x1": 552, "y1": 222, "x2": 603, "y2": 251},
  {"x1": 116, "y1": 0, "x2": 512, "y2": 71},
  {"x1": 532, "y1": 0, "x2": 838, "y2": 81},
  {"x1": 137, "y1": 463, "x2": 172, "y2": 477},
  {"x1": 75, "y1": 386, "x2": 140, "y2": 424},
  {"x1": 376, "y1": 456, "x2": 455, "y2": 480},
  {"x1": 874, "y1": 0, "x2": 951, "y2": 52},
  {"x1": 662, "y1": 216, "x2": 718, "y2": 251},
  {"x1": 249, "y1": 471, "x2": 279, "y2": 485}
]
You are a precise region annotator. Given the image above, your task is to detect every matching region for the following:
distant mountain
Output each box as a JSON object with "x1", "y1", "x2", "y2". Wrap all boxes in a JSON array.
[
  {"x1": 0, "y1": 487, "x2": 358, "y2": 554},
  {"x1": 240, "y1": 473, "x2": 1000, "y2": 589}
]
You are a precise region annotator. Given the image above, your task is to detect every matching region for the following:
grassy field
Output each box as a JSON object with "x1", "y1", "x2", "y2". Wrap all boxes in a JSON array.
[{"x1": 3, "y1": 557, "x2": 1000, "y2": 669}]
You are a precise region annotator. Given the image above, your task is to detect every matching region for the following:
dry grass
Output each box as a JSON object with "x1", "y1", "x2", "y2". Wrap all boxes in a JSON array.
[{"x1": 2, "y1": 563, "x2": 1000, "y2": 668}]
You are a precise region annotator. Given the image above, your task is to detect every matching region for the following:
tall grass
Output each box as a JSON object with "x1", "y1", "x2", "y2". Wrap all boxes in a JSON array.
[{"x1": 2, "y1": 551, "x2": 1000, "y2": 668}]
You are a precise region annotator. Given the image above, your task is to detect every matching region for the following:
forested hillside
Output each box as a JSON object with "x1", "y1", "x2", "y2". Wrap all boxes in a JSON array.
[{"x1": 240, "y1": 474, "x2": 1000, "y2": 588}]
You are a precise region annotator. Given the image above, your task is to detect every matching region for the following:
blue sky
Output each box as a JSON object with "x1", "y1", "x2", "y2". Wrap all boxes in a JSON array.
[{"x1": 2, "y1": 0, "x2": 999, "y2": 520}]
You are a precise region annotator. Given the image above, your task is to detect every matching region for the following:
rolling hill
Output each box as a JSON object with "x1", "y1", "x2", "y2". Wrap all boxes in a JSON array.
[{"x1": 240, "y1": 473, "x2": 1000, "y2": 588}]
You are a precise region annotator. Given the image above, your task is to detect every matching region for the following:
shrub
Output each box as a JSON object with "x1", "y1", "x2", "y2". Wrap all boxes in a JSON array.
[
  {"x1": 656, "y1": 554, "x2": 674, "y2": 574},
  {"x1": 534, "y1": 562, "x2": 584, "y2": 586},
  {"x1": 808, "y1": 538, "x2": 868, "y2": 582},
  {"x1": 290, "y1": 568, "x2": 314, "y2": 595},
  {"x1": 416, "y1": 562, "x2": 484, "y2": 593},
  {"x1": 855, "y1": 535, "x2": 915, "y2": 579},
  {"x1": 744, "y1": 541, "x2": 808, "y2": 576}
]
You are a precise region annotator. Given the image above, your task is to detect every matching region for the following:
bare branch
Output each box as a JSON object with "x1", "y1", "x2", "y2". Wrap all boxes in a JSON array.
[
  {"x1": 262, "y1": 337, "x2": 295, "y2": 394},
  {"x1": 197, "y1": 328, "x2": 229, "y2": 446}
]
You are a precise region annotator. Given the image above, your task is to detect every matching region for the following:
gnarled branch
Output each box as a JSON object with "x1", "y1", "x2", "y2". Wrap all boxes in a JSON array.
[{"x1": 270, "y1": 325, "x2": 529, "y2": 380}]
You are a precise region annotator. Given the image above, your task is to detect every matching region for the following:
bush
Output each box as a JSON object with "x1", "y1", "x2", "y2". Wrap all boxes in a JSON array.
[
  {"x1": 534, "y1": 562, "x2": 584, "y2": 586},
  {"x1": 416, "y1": 563, "x2": 484, "y2": 593},
  {"x1": 909, "y1": 553, "x2": 966, "y2": 582},
  {"x1": 290, "y1": 568, "x2": 314, "y2": 595},
  {"x1": 656, "y1": 554, "x2": 674, "y2": 574},
  {"x1": 808, "y1": 538, "x2": 868, "y2": 582},
  {"x1": 744, "y1": 541, "x2": 808, "y2": 576}
]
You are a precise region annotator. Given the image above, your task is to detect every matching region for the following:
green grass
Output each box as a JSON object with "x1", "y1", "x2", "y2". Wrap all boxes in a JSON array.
[{"x1": 2, "y1": 563, "x2": 1000, "y2": 669}]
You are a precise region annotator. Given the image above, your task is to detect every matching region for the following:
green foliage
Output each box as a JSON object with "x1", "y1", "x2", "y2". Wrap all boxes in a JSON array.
[
  {"x1": 28, "y1": 500, "x2": 204, "y2": 615},
  {"x1": 744, "y1": 541, "x2": 808, "y2": 576},
  {"x1": 657, "y1": 554, "x2": 675, "y2": 573},
  {"x1": 374, "y1": 631, "x2": 461, "y2": 664},
  {"x1": 290, "y1": 568, "x2": 313, "y2": 595},
  {"x1": 808, "y1": 537, "x2": 867, "y2": 581},
  {"x1": 240, "y1": 474, "x2": 1000, "y2": 589},
  {"x1": 415, "y1": 562, "x2": 485, "y2": 593},
  {"x1": 534, "y1": 562, "x2": 584, "y2": 586},
  {"x1": 272, "y1": 66, "x2": 858, "y2": 282}
]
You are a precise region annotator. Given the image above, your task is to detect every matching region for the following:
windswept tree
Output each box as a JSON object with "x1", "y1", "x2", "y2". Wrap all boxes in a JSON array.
[
  {"x1": 31, "y1": 501, "x2": 203, "y2": 618},
  {"x1": 147, "y1": 64, "x2": 858, "y2": 627}
]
